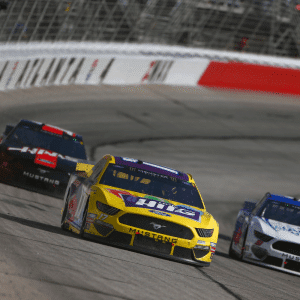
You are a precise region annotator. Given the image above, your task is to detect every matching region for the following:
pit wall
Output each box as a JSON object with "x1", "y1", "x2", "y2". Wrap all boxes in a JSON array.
[{"x1": 1, "y1": 42, "x2": 300, "y2": 95}]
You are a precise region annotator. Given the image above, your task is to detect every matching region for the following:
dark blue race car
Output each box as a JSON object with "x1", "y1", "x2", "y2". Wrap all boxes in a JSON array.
[{"x1": 0, "y1": 119, "x2": 87, "y2": 198}]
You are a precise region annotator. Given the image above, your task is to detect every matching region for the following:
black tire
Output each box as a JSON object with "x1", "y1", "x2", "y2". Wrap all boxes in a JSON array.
[
  {"x1": 61, "y1": 191, "x2": 70, "y2": 231},
  {"x1": 79, "y1": 199, "x2": 89, "y2": 238},
  {"x1": 228, "y1": 237, "x2": 237, "y2": 259},
  {"x1": 241, "y1": 228, "x2": 249, "y2": 261}
]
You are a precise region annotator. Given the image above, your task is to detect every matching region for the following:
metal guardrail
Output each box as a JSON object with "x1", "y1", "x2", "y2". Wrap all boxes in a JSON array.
[{"x1": 0, "y1": 0, "x2": 300, "y2": 58}]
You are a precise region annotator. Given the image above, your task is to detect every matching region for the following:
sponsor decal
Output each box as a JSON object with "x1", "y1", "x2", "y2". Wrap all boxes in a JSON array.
[
  {"x1": 282, "y1": 253, "x2": 300, "y2": 262},
  {"x1": 129, "y1": 228, "x2": 177, "y2": 244},
  {"x1": 197, "y1": 240, "x2": 206, "y2": 245},
  {"x1": 106, "y1": 188, "x2": 132, "y2": 199},
  {"x1": 68, "y1": 194, "x2": 77, "y2": 222},
  {"x1": 34, "y1": 150, "x2": 58, "y2": 169},
  {"x1": 86, "y1": 59, "x2": 98, "y2": 82},
  {"x1": 141, "y1": 60, "x2": 174, "y2": 84},
  {"x1": 23, "y1": 171, "x2": 59, "y2": 185},
  {"x1": 122, "y1": 157, "x2": 179, "y2": 175},
  {"x1": 233, "y1": 228, "x2": 242, "y2": 245},
  {"x1": 150, "y1": 222, "x2": 166, "y2": 230},
  {"x1": 176, "y1": 205, "x2": 203, "y2": 214},
  {"x1": 106, "y1": 188, "x2": 202, "y2": 221},
  {"x1": 210, "y1": 242, "x2": 216, "y2": 255},
  {"x1": 144, "y1": 195, "x2": 170, "y2": 203},
  {"x1": 7, "y1": 147, "x2": 78, "y2": 162},
  {"x1": 263, "y1": 218, "x2": 300, "y2": 236},
  {"x1": 149, "y1": 210, "x2": 171, "y2": 217},
  {"x1": 141, "y1": 61, "x2": 156, "y2": 83},
  {"x1": 86, "y1": 213, "x2": 97, "y2": 223},
  {"x1": 122, "y1": 195, "x2": 203, "y2": 222}
]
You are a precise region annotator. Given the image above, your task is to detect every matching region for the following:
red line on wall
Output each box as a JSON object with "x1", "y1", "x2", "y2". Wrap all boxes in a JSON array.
[{"x1": 198, "y1": 61, "x2": 300, "y2": 95}]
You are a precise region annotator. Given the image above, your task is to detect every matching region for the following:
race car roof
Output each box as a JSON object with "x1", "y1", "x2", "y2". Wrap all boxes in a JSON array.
[
  {"x1": 267, "y1": 194, "x2": 300, "y2": 207},
  {"x1": 17, "y1": 119, "x2": 83, "y2": 141},
  {"x1": 114, "y1": 156, "x2": 189, "y2": 181}
]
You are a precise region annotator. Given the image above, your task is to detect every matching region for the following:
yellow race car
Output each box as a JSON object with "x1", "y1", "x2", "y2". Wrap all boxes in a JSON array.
[{"x1": 61, "y1": 155, "x2": 219, "y2": 266}]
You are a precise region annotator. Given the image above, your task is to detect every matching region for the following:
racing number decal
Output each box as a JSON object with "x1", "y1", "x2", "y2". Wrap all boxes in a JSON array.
[{"x1": 99, "y1": 213, "x2": 108, "y2": 221}]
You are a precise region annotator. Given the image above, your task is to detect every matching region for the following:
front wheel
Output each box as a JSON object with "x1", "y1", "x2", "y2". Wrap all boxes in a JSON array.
[
  {"x1": 241, "y1": 228, "x2": 249, "y2": 261},
  {"x1": 61, "y1": 192, "x2": 70, "y2": 231},
  {"x1": 80, "y1": 199, "x2": 89, "y2": 238},
  {"x1": 228, "y1": 237, "x2": 237, "y2": 259}
]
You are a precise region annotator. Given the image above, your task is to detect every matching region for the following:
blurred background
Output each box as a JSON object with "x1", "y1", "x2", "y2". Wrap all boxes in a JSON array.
[{"x1": 0, "y1": 0, "x2": 300, "y2": 58}]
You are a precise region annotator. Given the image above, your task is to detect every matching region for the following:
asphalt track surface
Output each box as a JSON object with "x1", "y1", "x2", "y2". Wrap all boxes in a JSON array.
[{"x1": 0, "y1": 85, "x2": 300, "y2": 299}]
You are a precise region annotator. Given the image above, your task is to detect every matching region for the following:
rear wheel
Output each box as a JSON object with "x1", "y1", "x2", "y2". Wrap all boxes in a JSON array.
[
  {"x1": 80, "y1": 199, "x2": 89, "y2": 238},
  {"x1": 61, "y1": 191, "x2": 70, "y2": 231},
  {"x1": 241, "y1": 228, "x2": 249, "y2": 261}
]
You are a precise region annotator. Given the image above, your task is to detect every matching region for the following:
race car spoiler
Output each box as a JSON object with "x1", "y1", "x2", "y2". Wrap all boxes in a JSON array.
[{"x1": 75, "y1": 160, "x2": 95, "y2": 177}]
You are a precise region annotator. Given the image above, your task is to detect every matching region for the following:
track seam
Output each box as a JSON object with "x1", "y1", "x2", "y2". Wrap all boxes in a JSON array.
[{"x1": 197, "y1": 268, "x2": 243, "y2": 300}]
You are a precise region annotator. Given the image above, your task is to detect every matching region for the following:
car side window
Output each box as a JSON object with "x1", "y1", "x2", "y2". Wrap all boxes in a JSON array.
[
  {"x1": 252, "y1": 194, "x2": 268, "y2": 216},
  {"x1": 89, "y1": 158, "x2": 107, "y2": 183}
]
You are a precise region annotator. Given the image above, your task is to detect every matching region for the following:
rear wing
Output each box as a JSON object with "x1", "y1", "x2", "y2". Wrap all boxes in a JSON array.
[{"x1": 75, "y1": 161, "x2": 95, "y2": 178}]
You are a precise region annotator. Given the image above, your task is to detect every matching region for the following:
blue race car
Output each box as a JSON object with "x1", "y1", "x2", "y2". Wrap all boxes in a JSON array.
[{"x1": 229, "y1": 193, "x2": 300, "y2": 276}]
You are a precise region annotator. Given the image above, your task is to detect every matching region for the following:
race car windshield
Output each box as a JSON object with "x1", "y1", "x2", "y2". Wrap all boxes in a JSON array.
[
  {"x1": 100, "y1": 164, "x2": 204, "y2": 209},
  {"x1": 7, "y1": 126, "x2": 87, "y2": 159},
  {"x1": 260, "y1": 200, "x2": 300, "y2": 226}
]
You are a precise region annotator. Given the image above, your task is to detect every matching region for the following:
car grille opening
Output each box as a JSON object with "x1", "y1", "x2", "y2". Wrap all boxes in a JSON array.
[
  {"x1": 272, "y1": 241, "x2": 300, "y2": 256},
  {"x1": 285, "y1": 259, "x2": 300, "y2": 272},
  {"x1": 262, "y1": 256, "x2": 282, "y2": 267},
  {"x1": 173, "y1": 246, "x2": 193, "y2": 259},
  {"x1": 96, "y1": 201, "x2": 120, "y2": 215},
  {"x1": 119, "y1": 213, "x2": 194, "y2": 240},
  {"x1": 196, "y1": 228, "x2": 214, "y2": 238},
  {"x1": 133, "y1": 234, "x2": 172, "y2": 255}
]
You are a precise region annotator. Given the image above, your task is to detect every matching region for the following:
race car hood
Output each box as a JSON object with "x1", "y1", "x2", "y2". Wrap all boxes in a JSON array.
[
  {"x1": 256, "y1": 217, "x2": 300, "y2": 242},
  {"x1": 97, "y1": 186, "x2": 214, "y2": 227},
  {"x1": 5, "y1": 145, "x2": 79, "y2": 173}
]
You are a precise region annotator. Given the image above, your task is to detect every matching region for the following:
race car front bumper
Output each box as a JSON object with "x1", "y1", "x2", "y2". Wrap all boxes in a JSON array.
[{"x1": 243, "y1": 232, "x2": 300, "y2": 276}]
